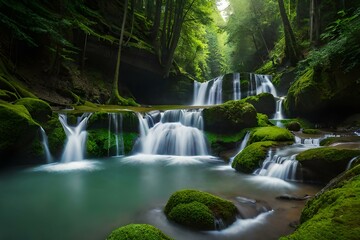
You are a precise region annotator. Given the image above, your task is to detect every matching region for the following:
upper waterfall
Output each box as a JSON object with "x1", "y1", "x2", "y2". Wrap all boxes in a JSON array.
[{"x1": 193, "y1": 73, "x2": 277, "y2": 106}]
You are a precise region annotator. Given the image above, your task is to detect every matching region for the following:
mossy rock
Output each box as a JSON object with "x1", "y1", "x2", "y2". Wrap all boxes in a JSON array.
[
  {"x1": 241, "y1": 93, "x2": 276, "y2": 116},
  {"x1": 0, "y1": 89, "x2": 18, "y2": 101},
  {"x1": 107, "y1": 224, "x2": 172, "y2": 240},
  {"x1": 203, "y1": 101, "x2": 257, "y2": 134},
  {"x1": 320, "y1": 136, "x2": 360, "y2": 146},
  {"x1": 0, "y1": 102, "x2": 42, "y2": 165},
  {"x1": 257, "y1": 113, "x2": 273, "y2": 127},
  {"x1": 15, "y1": 98, "x2": 52, "y2": 123},
  {"x1": 281, "y1": 165, "x2": 360, "y2": 240},
  {"x1": 296, "y1": 147, "x2": 360, "y2": 182},
  {"x1": 249, "y1": 126, "x2": 294, "y2": 144},
  {"x1": 302, "y1": 128, "x2": 321, "y2": 134},
  {"x1": 164, "y1": 189, "x2": 238, "y2": 230},
  {"x1": 232, "y1": 141, "x2": 276, "y2": 173},
  {"x1": 44, "y1": 114, "x2": 66, "y2": 158},
  {"x1": 88, "y1": 111, "x2": 139, "y2": 133},
  {"x1": 285, "y1": 121, "x2": 301, "y2": 131}
]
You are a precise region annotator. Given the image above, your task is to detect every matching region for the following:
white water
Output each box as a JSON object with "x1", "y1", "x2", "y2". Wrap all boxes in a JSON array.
[
  {"x1": 254, "y1": 74, "x2": 277, "y2": 97},
  {"x1": 39, "y1": 127, "x2": 53, "y2": 163},
  {"x1": 273, "y1": 97, "x2": 285, "y2": 120},
  {"x1": 108, "y1": 113, "x2": 124, "y2": 156},
  {"x1": 135, "y1": 110, "x2": 209, "y2": 156},
  {"x1": 229, "y1": 132, "x2": 251, "y2": 166},
  {"x1": 254, "y1": 150, "x2": 300, "y2": 181},
  {"x1": 207, "y1": 76, "x2": 223, "y2": 105},
  {"x1": 346, "y1": 156, "x2": 359, "y2": 170},
  {"x1": 233, "y1": 73, "x2": 241, "y2": 100},
  {"x1": 59, "y1": 113, "x2": 91, "y2": 162}
]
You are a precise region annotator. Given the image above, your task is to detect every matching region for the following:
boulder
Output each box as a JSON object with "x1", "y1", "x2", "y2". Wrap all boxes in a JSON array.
[
  {"x1": 107, "y1": 224, "x2": 173, "y2": 240},
  {"x1": 164, "y1": 189, "x2": 238, "y2": 231},
  {"x1": 241, "y1": 93, "x2": 276, "y2": 117},
  {"x1": 15, "y1": 98, "x2": 52, "y2": 123},
  {"x1": 249, "y1": 126, "x2": 294, "y2": 144},
  {"x1": 203, "y1": 101, "x2": 257, "y2": 134}
]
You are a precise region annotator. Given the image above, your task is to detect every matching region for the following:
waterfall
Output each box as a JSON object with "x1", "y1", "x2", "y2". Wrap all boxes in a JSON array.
[
  {"x1": 59, "y1": 113, "x2": 91, "y2": 162},
  {"x1": 207, "y1": 76, "x2": 223, "y2": 105},
  {"x1": 273, "y1": 97, "x2": 285, "y2": 120},
  {"x1": 193, "y1": 81, "x2": 210, "y2": 106},
  {"x1": 295, "y1": 136, "x2": 320, "y2": 146},
  {"x1": 229, "y1": 131, "x2": 250, "y2": 166},
  {"x1": 346, "y1": 156, "x2": 359, "y2": 170},
  {"x1": 233, "y1": 73, "x2": 241, "y2": 100},
  {"x1": 255, "y1": 74, "x2": 277, "y2": 97},
  {"x1": 108, "y1": 113, "x2": 124, "y2": 156},
  {"x1": 39, "y1": 127, "x2": 53, "y2": 163},
  {"x1": 135, "y1": 109, "x2": 209, "y2": 156},
  {"x1": 254, "y1": 150, "x2": 300, "y2": 181}
]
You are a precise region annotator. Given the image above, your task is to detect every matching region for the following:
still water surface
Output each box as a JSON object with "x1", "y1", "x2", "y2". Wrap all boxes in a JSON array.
[{"x1": 0, "y1": 155, "x2": 321, "y2": 240}]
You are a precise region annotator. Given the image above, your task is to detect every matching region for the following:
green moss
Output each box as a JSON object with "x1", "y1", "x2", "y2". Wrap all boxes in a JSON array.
[
  {"x1": 302, "y1": 128, "x2": 321, "y2": 134},
  {"x1": 281, "y1": 167, "x2": 360, "y2": 240},
  {"x1": 320, "y1": 136, "x2": 360, "y2": 146},
  {"x1": 296, "y1": 147, "x2": 360, "y2": 182},
  {"x1": 15, "y1": 98, "x2": 52, "y2": 123},
  {"x1": 285, "y1": 121, "x2": 301, "y2": 131},
  {"x1": 257, "y1": 113, "x2": 273, "y2": 127},
  {"x1": 168, "y1": 201, "x2": 214, "y2": 230},
  {"x1": 107, "y1": 224, "x2": 173, "y2": 240},
  {"x1": 45, "y1": 114, "x2": 66, "y2": 157},
  {"x1": 203, "y1": 101, "x2": 257, "y2": 134},
  {"x1": 0, "y1": 89, "x2": 18, "y2": 101},
  {"x1": 232, "y1": 141, "x2": 276, "y2": 173},
  {"x1": 240, "y1": 93, "x2": 276, "y2": 116},
  {"x1": 249, "y1": 126, "x2": 294, "y2": 144},
  {"x1": 164, "y1": 189, "x2": 238, "y2": 230}
]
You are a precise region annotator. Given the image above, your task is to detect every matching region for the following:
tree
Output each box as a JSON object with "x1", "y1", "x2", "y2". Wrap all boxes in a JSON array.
[{"x1": 277, "y1": 0, "x2": 301, "y2": 65}]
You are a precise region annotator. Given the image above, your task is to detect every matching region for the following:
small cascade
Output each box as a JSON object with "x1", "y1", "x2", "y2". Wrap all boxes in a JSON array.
[
  {"x1": 229, "y1": 131, "x2": 250, "y2": 166},
  {"x1": 233, "y1": 73, "x2": 241, "y2": 100},
  {"x1": 39, "y1": 127, "x2": 53, "y2": 163},
  {"x1": 193, "y1": 81, "x2": 210, "y2": 106},
  {"x1": 108, "y1": 113, "x2": 124, "y2": 156},
  {"x1": 59, "y1": 113, "x2": 91, "y2": 162},
  {"x1": 135, "y1": 109, "x2": 209, "y2": 156},
  {"x1": 273, "y1": 97, "x2": 285, "y2": 120},
  {"x1": 254, "y1": 150, "x2": 300, "y2": 181},
  {"x1": 294, "y1": 136, "x2": 320, "y2": 146},
  {"x1": 255, "y1": 74, "x2": 277, "y2": 97},
  {"x1": 346, "y1": 156, "x2": 359, "y2": 170},
  {"x1": 207, "y1": 76, "x2": 223, "y2": 105}
]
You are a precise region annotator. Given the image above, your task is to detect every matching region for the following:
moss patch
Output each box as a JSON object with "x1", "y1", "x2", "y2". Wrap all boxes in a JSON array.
[
  {"x1": 232, "y1": 141, "x2": 276, "y2": 173},
  {"x1": 240, "y1": 93, "x2": 276, "y2": 116},
  {"x1": 297, "y1": 147, "x2": 360, "y2": 182},
  {"x1": 249, "y1": 126, "x2": 294, "y2": 144},
  {"x1": 107, "y1": 224, "x2": 172, "y2": 240},
  {"x1": 281, "y1": 166, "x2": 360, "y2": 240},
  {"x1": 320, "y1": 136, "x2": 360, "y2": 146},
  {"x1": 285, "y1": 121, "x2": 301, "y2": 131},
  {"x1": 164, "y1": 189, "x2": 238, "y2": 230},
  {"x1": 15, "y1": 98, "x2": 52, "y2": 123},
  {"x1": 257, "y1": 113, "x2": 273, "y2": 127},
  {"x1": 302, "y1": 128, "x2": 321, "y2": 134},
  {"x1": 203, "y1": 101, "x2": 257, "y2": 134}
]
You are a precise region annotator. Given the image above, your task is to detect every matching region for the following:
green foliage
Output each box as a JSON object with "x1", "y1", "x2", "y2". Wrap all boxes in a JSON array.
[
  {"x1": 281, "y1": 166, "x2": 360, "y2": 240},
  {"x1": 168, "y1": 201, "x2": 214, "y2": 230},
  {"x1": 107, "y1": 224, "x2": 173, "y2": 240},
  {"x1": 15, "y1": 98, "x2": 52, "y2": 123},
  {"x1": 249, "y1": 126, "x2": 294, "y2": 144},
  {"x1": 203, "y1": 101, "x2": 257, "y2": 134},
  {"x1": 164, "y1": 189, "x2": 238, "y2": 230},
  {"x1": 232, "y1": 141, "x2": 276, "y2": 173}
]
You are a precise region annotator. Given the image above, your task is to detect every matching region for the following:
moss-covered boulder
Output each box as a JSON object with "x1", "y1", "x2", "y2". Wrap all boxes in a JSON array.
[
  {"x1": 257, "y1": 113, "x2": 273, "y2": 127},
  {"x1": 296, "y1": 147, "x2": 360, "y2": 182},
  {"x1": 249, "y1": 126, "x2": 294, "y2": 144},
  {"x1": 241, "y1": 93, "x2": 276, "y2": 116},
  {"x1": 164, "y1": 189, "x2": 238, "y2": 230},
  {"x1": 281, "y1": 165, "x2": 360, "y2": 240},
  {"x1": 203, "y1": 101, "x2": 257, "y2": 134},
  {"x1": 302, "y1": 128, "x2": 321, "y2": 134},
  {"x1": 285, "y1": 121, "x2": 301, "y2": 131},
  {"x1": 107, "y1": 224, "x2": 172, "y2": 240},
  {"x1": 320, "y1": 136, "x2": 360, "y2": 146},
  {"x1": 15, "y1": 98, "x2": 52, "y2": 123},
  {"x1": 232, "y1": 141, "x2": 276, "y2": 173},
  {"x1": 0, "y1": 102, "x2": 42, "y2": 165}
]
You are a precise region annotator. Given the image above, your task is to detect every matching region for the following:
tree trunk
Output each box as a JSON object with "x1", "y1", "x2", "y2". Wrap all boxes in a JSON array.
[
  {"x1": 278, "y1": 0, "x2": 301, "y2": 66},
  {"x1": 110, "y1": 0, "x2": 128, "y2": 104}
]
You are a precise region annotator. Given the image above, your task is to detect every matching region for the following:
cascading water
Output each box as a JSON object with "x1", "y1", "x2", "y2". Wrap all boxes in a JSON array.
[
  {"x1": 207, "y1": 76, "x2": 223, "y2": 105},
  {"x1": 273, "y1": 97, "x2": 285, "y2": 120},
  {"x1": 233, "y1": 73, "x2": 241, "y2": 100},
  {"x1": 254, "y1": 150, "x2": 300, "y2": 181},
  {"x1": 59, "y1": 113, "x2": 91, "y2": 162},
  {"x1": 39, "y1": 127, "x2": 53, "y2": 163},
  {"x1": 254, "y1": 74, "x2": 277, "y2": 97},
  {"x1": 108, "y1": 113, "x2": 124, "y2": 156},
  {"x1": 135, "y1": 109, "x2": 209, "y2": 156},
  {"x1": 229, "y1": 131, "x2": 250, "y2": 166}
]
